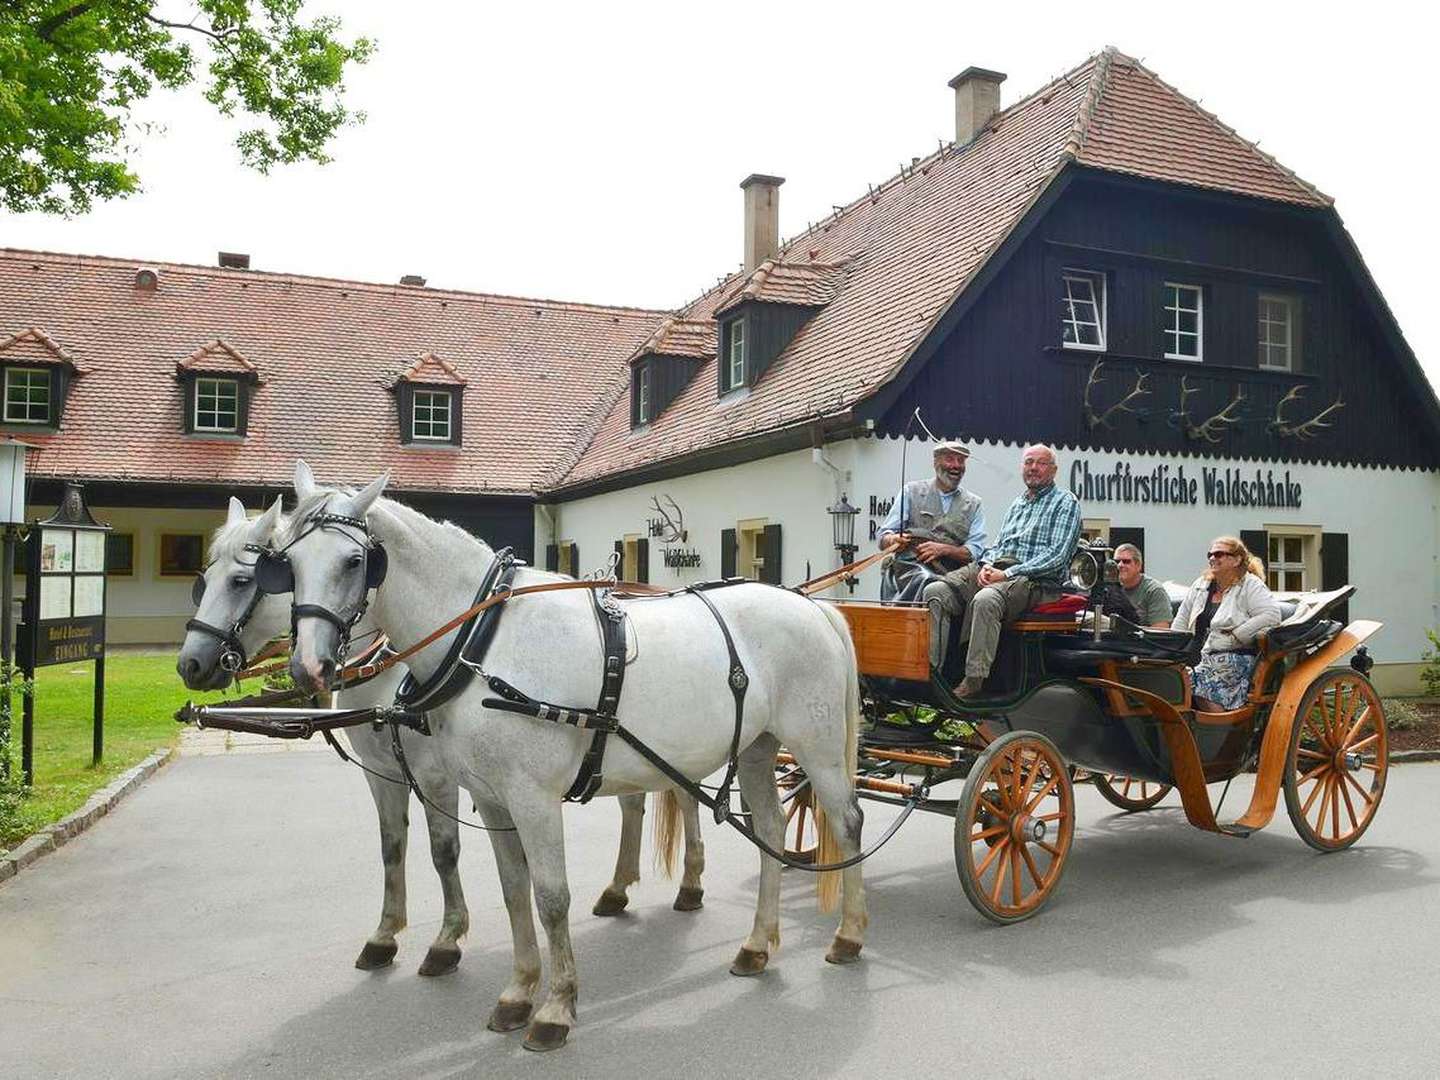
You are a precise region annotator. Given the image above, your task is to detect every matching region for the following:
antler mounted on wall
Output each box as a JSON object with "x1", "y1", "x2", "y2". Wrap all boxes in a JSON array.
[
  {"x1": 1082, "y1": 360, "x2": 1150, "y2": 430},
  {"x1": 1170, "y1": 376, "x2": 1246, "y2": 443},
  {"x1": 647, "y1": 495, "x2": 686, "y2": 543},
  {"x1": 1269, "y1": 384, "x2": 1346, "y2": 440}
]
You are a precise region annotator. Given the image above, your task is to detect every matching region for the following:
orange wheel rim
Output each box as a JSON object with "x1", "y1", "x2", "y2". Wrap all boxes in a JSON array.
[
  {"x1": 1291, "y1": 673, "x2": 1386, "y2": 849},
  {"x1": 962, "y1": 740, "x2": 1074, "y2": 918}
]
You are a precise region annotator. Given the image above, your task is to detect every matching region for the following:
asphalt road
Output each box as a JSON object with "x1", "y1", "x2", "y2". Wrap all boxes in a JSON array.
[{"x1": 3, "y1": 742, "x2": 1438, "y2": 1080}]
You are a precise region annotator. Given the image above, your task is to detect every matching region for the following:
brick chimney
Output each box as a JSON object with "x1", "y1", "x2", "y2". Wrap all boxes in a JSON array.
[
  {"x1": 948, "y1": 67, "x2": 1006, "y2": 144},
  {"x1": 740, "y1": 174, "x2": 785, "y2": 272}
]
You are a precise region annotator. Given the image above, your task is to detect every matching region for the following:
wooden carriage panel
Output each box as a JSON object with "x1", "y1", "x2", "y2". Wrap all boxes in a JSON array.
[{"x1": 831, "y1": 602, "x2": 930, "y2": 681}]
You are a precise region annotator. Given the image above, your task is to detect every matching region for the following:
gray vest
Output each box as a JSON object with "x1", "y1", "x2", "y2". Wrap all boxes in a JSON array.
[{"x1": 902, "y1": 479, "x2": 981, "y2": 547}]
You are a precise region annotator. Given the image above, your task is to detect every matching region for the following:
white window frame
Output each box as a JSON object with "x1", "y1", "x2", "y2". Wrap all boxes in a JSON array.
[
  {"x1": 4, "y1": 367, "x2": 51, "y2": 424},
  {"x1": 193, "y1": 377, "x2": 240, "y2": 433},
  {"x1": 1258, "y1": 293, "x2": 1294, "y2": 371},
  {"x1": 637, "y1": 366, "x2": 651, "y2": 424},
  {"x1": 1080, "y1": 518, "x2": 1110, "y2": 544},
  {"x1": 727, "y1": 319, "x2": 746, "y2": 389},
  {"x1": 412, "y1": 389, "x2": 452, "y2": 442},
  {"x1": 1163, "y1": 283, "x2": 1203, "y2": 361},
  {"x1": 1265, "y1": 527, "x2": 1320, "y2": 593},
  {"x1": 1061, "y1": 271, "x2": 1106, "y2": 351}
]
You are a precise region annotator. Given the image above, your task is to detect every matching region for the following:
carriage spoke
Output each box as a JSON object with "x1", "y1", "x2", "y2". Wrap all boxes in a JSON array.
[
  {"x1": 975, "y1": 836, "x2": 1007, "y2": 878},
  {"x1": 1340, "y1": 707, "x2": 1371, "y2": 750},
  {"x1": 1300, "y1": 769, "x2": 1328, "y2": 815},
  {"x1": 1022, "y1": 774, "x2": 1060, "y2": 813},
  {"x1": 1346, "y1": 732, "x2": 1379, "y2": 754},
  {"x1": 1033, "y1": 811, "x2": 1067, "y2": 822},
  {"x1": 1019, "y1": 840, "x2": 1046, "y2": 891},
  {"x1": 1294, "y1": 747, "x2": 1327, "y2": 762},
  {"x1": 1313, "y1": 774, "x2": 1335, "y2": 834},
  {"x1": 971, "y1": 824, "x2": 1006, "y2": 843},
  {"x1": 1019, "y1": 753, "x2": 1043, "y2": 800},
  {"x1": 1337, "y1": 772, "x2": 1359, "y2": 833},
  {"x1": 1298, "y1": 760, "x2": 1330, "y2": 785},
  {"x1": 1302, "y1": 714, "x2": 1328, "y2": 749},
  {"x1": 1036, "y1": 840, "x2": 1062, "y2": 858},
  {"x1": 989, "y1": 847, "x2": 1009, "y2": 906},
  {"x1": 1330, "y1": 773, "x2": 1342, "y2": 838},
  {"x1": 1010, "y1": 843, "x2": 1022, "y2": 907},
  {"x1": 1342, "y1": 769, "x2": 1376, "y2": 809}
]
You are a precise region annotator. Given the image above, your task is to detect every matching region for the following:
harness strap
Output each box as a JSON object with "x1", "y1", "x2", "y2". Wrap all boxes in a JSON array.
[
  {"x1": 386, "y1": 715, "x2": 516, "y2": 832},
  {"x1": 562, "y1": 592, "x2": 628, "y2": 803},
  {"x1": 685, "y1": 586, "x2": 748, "y2": 824}
]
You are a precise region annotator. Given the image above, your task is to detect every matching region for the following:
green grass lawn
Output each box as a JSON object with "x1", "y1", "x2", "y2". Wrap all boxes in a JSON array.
[{"x1": 2, "y1": 651, "x2": 233, "y2": 851}]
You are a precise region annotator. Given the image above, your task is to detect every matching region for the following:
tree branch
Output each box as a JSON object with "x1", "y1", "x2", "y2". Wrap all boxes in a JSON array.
[
  {"x1": 142, "y1": 13, "x2": 239, "y2": 46},
  {"x1": 36, "y1": 2, "x2": 96, "y2": 41}
]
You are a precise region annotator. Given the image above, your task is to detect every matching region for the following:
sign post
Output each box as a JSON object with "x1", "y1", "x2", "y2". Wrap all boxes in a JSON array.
[
  {"x1": 1, "y1": 438, "x2": 37, "y2": 784},
  {"x1": 18, "y1": 482, "x2": 110, "y2": 783}
]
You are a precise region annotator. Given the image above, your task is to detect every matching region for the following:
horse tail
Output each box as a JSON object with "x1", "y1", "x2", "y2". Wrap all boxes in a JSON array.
[
  {"x1": 811, "y1": 600, "x2": 862, "y2": 913},
  {"x1": 651, "y1": 789, "x2": 682, "y2": 879}
]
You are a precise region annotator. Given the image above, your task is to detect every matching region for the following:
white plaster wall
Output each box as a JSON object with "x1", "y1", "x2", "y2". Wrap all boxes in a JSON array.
[{"x1": 546, "y1": 437, "x2": 1440, "y2": 675}]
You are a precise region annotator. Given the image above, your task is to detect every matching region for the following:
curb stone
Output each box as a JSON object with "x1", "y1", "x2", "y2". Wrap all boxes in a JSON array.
[
  {"x1": 0, "y1": 747, "x2": 175, "y2": 887},
  {"x1": 1391, "y1": 750, "x2": 1440, "y2": 763}
]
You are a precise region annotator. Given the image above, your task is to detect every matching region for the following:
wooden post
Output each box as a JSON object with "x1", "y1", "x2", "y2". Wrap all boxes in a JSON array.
[
  {"x1": 92, "y1": 653, "x2": 105, "y2": 766},
  {"x1": 1, "y1": 523, "x2": 11, "y2": 780}
]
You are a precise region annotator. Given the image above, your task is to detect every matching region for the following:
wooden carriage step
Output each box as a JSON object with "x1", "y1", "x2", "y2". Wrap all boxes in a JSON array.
[{"x1": 861, "y1": 747, "x2": 957, "y2": 769}]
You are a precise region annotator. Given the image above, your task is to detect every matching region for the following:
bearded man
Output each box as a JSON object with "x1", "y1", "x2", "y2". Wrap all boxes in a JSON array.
[{"x1": 876, "y1": 441, "x2": 986, "y2": 602}]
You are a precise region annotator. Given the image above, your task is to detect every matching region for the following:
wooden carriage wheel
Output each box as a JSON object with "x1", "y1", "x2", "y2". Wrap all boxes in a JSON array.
[
  {"x1": 777, "y1": 768, "x2": 819, "y2": 864},
  {"x1": 1093, "y1": 774, "x2": 1173, "y2": 812},
  {"x1": 1283, "y1": 669, "x2": 1388, "y2": 852},
  {"x1": 955, "y1": 731, "x2": 1075, "y2": 924}
]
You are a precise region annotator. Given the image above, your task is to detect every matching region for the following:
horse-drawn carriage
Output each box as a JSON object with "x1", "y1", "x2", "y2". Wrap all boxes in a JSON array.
[{"x1": 790, "y1": 548, "x2": 1388, "y2": 923}]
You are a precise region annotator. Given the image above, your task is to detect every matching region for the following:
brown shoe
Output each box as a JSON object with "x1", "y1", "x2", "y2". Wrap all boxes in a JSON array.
[{"x1": 952, "y1": 675, "x2": 986, "y2": 699}]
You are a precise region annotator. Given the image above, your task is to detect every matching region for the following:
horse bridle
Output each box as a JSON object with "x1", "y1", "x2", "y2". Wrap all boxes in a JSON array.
[
  {"x1": 254, "y1": 511, "x2": 388, "y2": 662},
  {"x1": 185, "y1": 542, "x2": 270, "y2": 673}
]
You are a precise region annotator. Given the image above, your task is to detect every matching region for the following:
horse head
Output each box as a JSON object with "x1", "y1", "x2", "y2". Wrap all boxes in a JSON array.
[
  {"x1": 276, "y1": 461, "x2": 390, "y2": 694},
  {"x1": 176, "y1": 495, "x2": 287, "y2": 690}
]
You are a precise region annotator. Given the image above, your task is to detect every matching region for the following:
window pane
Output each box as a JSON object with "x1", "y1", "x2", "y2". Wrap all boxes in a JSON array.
[
  {"x1": 195, "y1": 378, "x2": 239, "y2": 431},
  {"x1": 1285, "y1": 570, "x2": 1303, "y2": 591},
  {"x1": 1283, "y1": 537, "x2": 1302, "y2": 563},
  {"x1": 1061, "y1": 275, "x2": 1103, "y2": 348},
  {"x1": 1269, "y1": 538, "x2": 1281, "y2": 562},
  {"x1": 1268, "y1": 571, "x2": 1280, "y2": 591},
  {"x1": 4, "y1": 368, "x2": 51, "y2": 423},
  {"x1": 105, "y1": 533, "x2": 135, "y2": 575},
  {"x1": 160, "y1": 534, "x2": 204, "y2": 575},
  {"x1": 412, "y1": 390, "x2": 451, "y2": 440}
]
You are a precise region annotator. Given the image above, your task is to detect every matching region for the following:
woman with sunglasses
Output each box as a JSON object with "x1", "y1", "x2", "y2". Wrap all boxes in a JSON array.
[{"x1": 1171, "y1": 535, "x2": 1282, "y2": 711}]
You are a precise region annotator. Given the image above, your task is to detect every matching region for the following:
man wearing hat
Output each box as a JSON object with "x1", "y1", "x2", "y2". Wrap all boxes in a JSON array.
[{"x1": 877, "y1": 441, "x2": 987, "y2": 602}]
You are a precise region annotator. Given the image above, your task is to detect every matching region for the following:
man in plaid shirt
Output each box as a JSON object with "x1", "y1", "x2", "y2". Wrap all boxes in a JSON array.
[{"x1": 922, "y1": 444, "x2": 1081, "y2": 698}]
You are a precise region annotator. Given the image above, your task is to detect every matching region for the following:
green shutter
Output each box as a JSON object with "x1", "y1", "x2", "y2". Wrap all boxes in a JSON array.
[
  {"x1": 636, "y1": 538, "x2": 649, "y2": 583},
  {"x1": 1320, "y1": 532, "x2": 1349, "y2": 624},
  {"x1": 545, "y1": 544, "x2": 558, "y2": 572},
  {"x1": 181, "y1": 375, "x2": 195, "y2": 433},
  {"x1": 449, "y1": 388, "x2": 463, "y2": 446},
  {"x1": 1240, "y1": 530, "x2": 1269, "y2": 577},
  {"x1": 235, "y1": 381, "x2": 250, "y2": 436},
  {"x1": 569, "y1": 542, "x2": 580, "y2": 576},
  {"x1": 398, "y1": 384, "x2": 414, "y2": 444},
  {"x1": 721, "y1": 529, "x2": 736, "y2": 578},
  {"x1": 761, "y1": 524, "x2": 782, "y2": 585}
]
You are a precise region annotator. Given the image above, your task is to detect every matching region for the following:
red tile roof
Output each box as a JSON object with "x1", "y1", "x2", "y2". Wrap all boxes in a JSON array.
[
  {"x1": 0, "y1": 251, "x2": 664, "y2": 494},
  {"x1": 555, "y1": 49, "x2": 1332, "y2": 490},
  {"x1": 397, "y1": 351, "x2": 466, "y2": 386},
  {"x1": 627, "y1": 317, "x2": 717, "y2": 364},
  {"x1": 0, "y1": 327, "x2": 79, "y2": 369},
  {"x1": 713, "y1": 256, "x2": 855, "y2": 316},
  {"x1": 176, "y1": 339, "x2": 260, "y2": 379}
]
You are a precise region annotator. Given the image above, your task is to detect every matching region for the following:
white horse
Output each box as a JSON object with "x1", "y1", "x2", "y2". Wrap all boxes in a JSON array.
[
  {"x1": 177, "y1": 495, "x2": 707, "y2": 979},
  {"x1": 276, "y1": 466, "x2": 868, "y2": 1052}
]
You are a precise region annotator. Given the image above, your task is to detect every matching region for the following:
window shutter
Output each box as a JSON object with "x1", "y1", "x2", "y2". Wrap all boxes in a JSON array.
[
  {"x1": 761, "y1": 524, "x2": 783, "y2": 585},
  {"x1": 50, "y1": 367, "x2": 67, "y2": 426},
  {"x1": 1320, "y1": 532, "x2": 1349, "y2": 624},
  {"x1": 636, "y1": 538, "x2": 649, "y2": 583},
  {"x1": 235, "y1": 381, "x2": 250, "y2": 436},
  {"x1": 614, "y1": 540, "x2": 624, "y2": 577},
  {"x1": 181, "y1": 375, "x2": 195, "y2": 434},
  {"x1": 398, "y1": 384, "x2": 414, "y2": 444},
  {"x1": 1240, "y1": 530, "x2": 1269, "y2": 576},
  {"x1": 449, "y1": 388, "x2": 463, "y2": 446},
  {"x1": 721, "y1": 529, "x2": 737, "y2": 578},
  {"x1": 1109, "y1": 527, "x2": 1145, "y2": 561},
  {"x1": 545, "y1": 544, "x2": 558, "y2": 572},
  {"x1": 569, "y1": 542, "x2": 580, "y2": 576}
]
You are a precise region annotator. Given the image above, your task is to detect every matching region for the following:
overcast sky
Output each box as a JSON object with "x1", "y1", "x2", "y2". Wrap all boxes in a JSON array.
[{"x1": 6, "y1": 1, "x2": 1436, "y2": 388}]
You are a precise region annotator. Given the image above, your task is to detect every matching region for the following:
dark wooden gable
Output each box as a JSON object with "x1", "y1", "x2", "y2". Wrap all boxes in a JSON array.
[
  {"x1": 718, "y1": 301, "x2": 815, "y2": 392},
  {"x1": 861, "y1": 170, "x2": 1440, "y2": 469},
  {"x1": 632, "y1": 354, "x2": 704, "y2": 427}
]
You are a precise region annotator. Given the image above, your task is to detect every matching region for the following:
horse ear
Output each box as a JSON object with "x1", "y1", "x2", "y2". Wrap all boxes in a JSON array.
[
  {"x1": 294, "y1": 459, "x2": 317, "y2": 500},
  {"x1": 251, "y1": 496, "x2": 283, "y2": 541},
  {"x1": 226, "y1": 496, "x2": 248, "y2": 526},
  {"x1": 350, "y1": 472, "x2": 390, "y2": 516}
]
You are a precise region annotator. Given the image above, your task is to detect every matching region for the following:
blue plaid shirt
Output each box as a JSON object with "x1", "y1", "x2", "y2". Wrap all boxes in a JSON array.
[{"x1": 981, "y1": 483, "x2": 1081, "y2": 584}]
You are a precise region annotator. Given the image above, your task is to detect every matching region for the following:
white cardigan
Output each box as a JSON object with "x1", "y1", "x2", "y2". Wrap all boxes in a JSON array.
[{"x1": 1171, "y1": 574, "x2": 1282, "y2": 653}]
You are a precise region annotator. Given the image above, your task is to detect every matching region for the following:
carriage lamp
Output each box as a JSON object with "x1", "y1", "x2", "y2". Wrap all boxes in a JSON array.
[{"x1": 827, "y1": 494, "x2": 861, "y2": 592}]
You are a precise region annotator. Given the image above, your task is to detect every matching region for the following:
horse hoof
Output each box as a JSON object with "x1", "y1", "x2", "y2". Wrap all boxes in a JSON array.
[
  {"x1": 672, "y1": 886, "x2": 704, "y2": 912},
  {"x1": 487, "y1": 1001, "x2": 533, "y2": 1033},
  {"x1": 354, "y1": 941, "x2": 397, "y2": 971},
  {"x1": 418, "y1": 944, "x2": 461, "y2": 977},
  {"x1": 825, "y1": 937, "x2": 864, "y2": 965},
  {"x1": 591, "y1": 889, "x2": 629, "y2": 917},
  {"x1": 729, "y1": 946, "x2": 769, "y2": 977},
  {"x1": 522, "y1": 1021, "x2": 570, "y2": 1052}
]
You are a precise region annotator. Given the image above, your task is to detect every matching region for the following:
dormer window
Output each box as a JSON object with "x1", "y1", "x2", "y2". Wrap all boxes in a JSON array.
[
  {"x1": 4, "y1": 367, "x2": 51, "y2": 424},
  {"x1": 395, "y1": 352, "x2": 465, "y2": 447},
  {"x1": 723, "y1": 318, "x2": 747, "y2": 390},
  {"x1": 193, "y1": 377, "x2": 240, "y2": 433},
  {"x1": 412, "y1": 389, "x2": 452, "y2": 441},
  {"x1": 1061, "y1": 271, "x2": 1106, "y2": 351}
]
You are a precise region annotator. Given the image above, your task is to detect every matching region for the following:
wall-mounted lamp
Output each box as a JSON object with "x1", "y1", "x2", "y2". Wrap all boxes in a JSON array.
[{"x1": 827, "y1": 493, "x2": 861, "y2": 593}]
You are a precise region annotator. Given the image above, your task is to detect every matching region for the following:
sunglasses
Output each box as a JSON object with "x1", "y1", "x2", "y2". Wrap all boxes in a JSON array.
[
  {"x1": 1115, "y1": 557, "x2": 1136, "y2": 564},
  {"x1": 1207, "y1": 551, "x2": 1236, "y2": 560}
]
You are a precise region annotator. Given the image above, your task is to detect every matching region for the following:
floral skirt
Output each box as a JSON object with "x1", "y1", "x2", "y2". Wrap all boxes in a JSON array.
[{"x1": 1189, "y1": 652, "x2": 1257, "y2": 711}]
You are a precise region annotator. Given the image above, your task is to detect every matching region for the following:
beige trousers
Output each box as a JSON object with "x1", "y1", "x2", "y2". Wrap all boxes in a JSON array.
[{"x1": 922, "y1": 564, "x2": 1038, "y2": 679}]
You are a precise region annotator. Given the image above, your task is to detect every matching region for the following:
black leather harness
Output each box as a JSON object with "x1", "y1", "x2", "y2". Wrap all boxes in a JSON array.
[{"x1": 184, "y1": 542, "x2": 269, "y2": 673}]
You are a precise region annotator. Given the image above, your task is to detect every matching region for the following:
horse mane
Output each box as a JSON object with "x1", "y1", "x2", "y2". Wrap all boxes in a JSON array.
[
  {"x1": 283, "y1": 485, "x2": 493, "y2": 558},
  {"x1": 208, "y1": 515, "x2": 266, "y2": 564}
]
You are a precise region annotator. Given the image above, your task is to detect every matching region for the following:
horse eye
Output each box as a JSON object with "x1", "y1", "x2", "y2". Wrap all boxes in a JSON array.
[
  {"x1": 347, "y1": 552, "x2": 364, "y2": 570},
  {"x1": 230, "y1": 574, "x2": 253, "y2": 590}
]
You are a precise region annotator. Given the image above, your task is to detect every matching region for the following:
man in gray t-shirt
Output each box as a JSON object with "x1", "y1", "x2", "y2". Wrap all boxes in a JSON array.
[{"x1": 1115, "y1": 543, "x2": 1172, "y2": 627}]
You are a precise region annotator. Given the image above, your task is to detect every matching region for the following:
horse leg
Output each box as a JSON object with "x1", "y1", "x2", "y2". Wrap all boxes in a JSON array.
[
  {"x1": 475, "y1": 796, "x2": 542, "y2": 1036},
  {"x1": 802, "y1": 765, "x2": 868, "y2": 964},
  {"x1": 416, "y1": 780, "x2": 469, "y2": 977},
  {"x1": 673, "y1": 789, "x2": 705, "y2": 912},
  {"x1": 355, "y1": 771, "x2": 409, "y2": 970},
  {"x1": 593, "y1": 793, "x2": 643, "y2": 917},
  {"x1": 509, "y1": 796, "x2": 578, "y2": 1052},
  {"x1": 730, "y1": 734, "x2": 784, "y2": 976}
]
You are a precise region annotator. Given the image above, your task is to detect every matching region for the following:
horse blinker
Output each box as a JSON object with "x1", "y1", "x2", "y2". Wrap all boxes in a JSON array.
[{"x1": 255, "y1": 550, "x2": 295, "y2": 595}]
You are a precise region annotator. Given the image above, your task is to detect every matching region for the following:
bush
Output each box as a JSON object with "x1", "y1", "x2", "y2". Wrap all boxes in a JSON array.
[
  {"x1": 1384, "y1": 699, "x2": 1424, "y2": 731},
  {"x1": 1422, "y1": 629, "x2": 1440, "y2": 697},
  {"x1": 0, "y1": 663, "x2": 34, "y2": 847}
]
